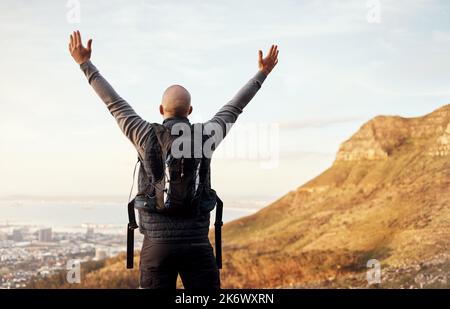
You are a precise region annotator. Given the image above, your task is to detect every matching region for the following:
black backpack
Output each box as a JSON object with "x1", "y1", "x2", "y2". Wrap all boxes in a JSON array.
[{"x1": 126, "y1": 123, "x2": 223, "y2": 269}]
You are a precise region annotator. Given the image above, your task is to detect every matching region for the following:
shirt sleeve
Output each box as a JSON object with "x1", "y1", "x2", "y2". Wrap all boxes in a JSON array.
[
  {"x1": 203, "y1": 70, "x2": 267, "y2": 146},
  {"x1": 80, "y1": 60, "x2": 152, "y2": 151}
]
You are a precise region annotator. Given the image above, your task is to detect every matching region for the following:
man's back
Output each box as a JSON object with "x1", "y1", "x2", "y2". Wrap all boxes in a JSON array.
[{"x1": 69, "y1": 30, "x2": 279, "y2": 288}]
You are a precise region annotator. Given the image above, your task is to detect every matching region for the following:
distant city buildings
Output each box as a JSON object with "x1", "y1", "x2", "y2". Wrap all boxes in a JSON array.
[
  {"x1": 94, "y1": 249, "x2": 107, "y2": 261},
  {"x1": 0, "y1": 224, "x2": 141, "y2": 289},
  {"x1": 38, "y1": 228, "x2": 52, "y2": 242},
  {"x1": 0, "y1": 232, "x2": 7, "y2": 241},
  {"x1": 86, "y1": 227, "x2": 95, "y2": 241},
  {"x1": 11, "y1": 229, "x2": 23, "y2": 242}
]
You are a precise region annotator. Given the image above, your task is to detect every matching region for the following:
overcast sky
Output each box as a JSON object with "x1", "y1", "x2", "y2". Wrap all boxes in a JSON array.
[{"x1": 1, "y1": 0, "x2": 449, "y2": 200}]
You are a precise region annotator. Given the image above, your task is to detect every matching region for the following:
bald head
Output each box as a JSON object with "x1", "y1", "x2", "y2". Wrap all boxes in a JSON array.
[{"x1": 160, "y1": 85, "x2": 192, "y2": 118}]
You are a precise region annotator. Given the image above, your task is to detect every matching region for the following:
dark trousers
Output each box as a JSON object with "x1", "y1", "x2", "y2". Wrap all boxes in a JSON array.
[{"x1": 139, "y1": 235, "x2": 220, "y2": 289}]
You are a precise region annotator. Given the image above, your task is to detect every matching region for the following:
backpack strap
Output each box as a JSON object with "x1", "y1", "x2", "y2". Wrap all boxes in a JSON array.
[
  {"x1": 142, "y1": 124, "x2": 167, "y2": 184},
  {"x1": 214, "y1": 195, "x2": 224, "y2": 269},
  {"x1": 126, "y1": 198, "x2": 138, "y2": 269},
  {"x1": 126, "y1": 159, "x2": 140, "y2": 269},
  {"x1": 152, "y1": 123, "x2": 172, "y2": 154}
]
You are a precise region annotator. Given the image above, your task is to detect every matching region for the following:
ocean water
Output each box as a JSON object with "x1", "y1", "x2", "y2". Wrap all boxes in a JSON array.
[{"x1": 0, "y1": 199, "x2": 263, "y2": 234}]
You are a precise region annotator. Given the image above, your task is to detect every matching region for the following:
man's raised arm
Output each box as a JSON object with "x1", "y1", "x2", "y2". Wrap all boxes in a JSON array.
[
  {"x1": 204, "y1": 45, "x2": 279, "y2": 140},
  {"x1": 69, "y1": 31, "x2": 151, "y2": 150}
]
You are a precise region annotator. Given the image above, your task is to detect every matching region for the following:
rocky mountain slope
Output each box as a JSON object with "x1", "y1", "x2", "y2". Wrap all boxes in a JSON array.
[
  {"x1": 220, "y1": 104, "x2": 449, "y2": 288},
  {"x1": 30, "y1": 105, "x2": 450, "y2": 288}
]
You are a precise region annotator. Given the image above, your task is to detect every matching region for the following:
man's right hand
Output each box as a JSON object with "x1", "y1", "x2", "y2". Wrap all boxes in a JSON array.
[
  {"x1": 69, "y1": 30, "x2": 92, "y2": 65},
  {"x1": 258, "y1": 45, "x2": 279, "y2": 75}
]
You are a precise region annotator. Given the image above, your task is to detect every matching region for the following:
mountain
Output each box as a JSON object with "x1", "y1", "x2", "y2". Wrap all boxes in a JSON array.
[
  {"x1": 30, "y1": 105, "x2": 450, "y2": 288},
  {"x1": 220, "y1": 104, "x2": 449, "y2": 288}
]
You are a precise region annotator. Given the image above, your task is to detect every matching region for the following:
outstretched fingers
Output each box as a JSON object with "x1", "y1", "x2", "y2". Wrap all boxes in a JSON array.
[
  {"x1": 258, "y1": 44, "x2": 279, "y2": 74},
  {"x1": 271, "y1": 45, "x2": 278, "y2": 58},
  {"x1": 268, "y1": 45, "x2": 274, "y2": 57},
  {"x1": 77, "y1": 30, "x2": 82, "y2": 47},
  {"x1": 68, "y1": 30, "x2": 93, "y2": 64},
  {"x1": 69, "y1": 34, "x2": 74, "y2": 49}
]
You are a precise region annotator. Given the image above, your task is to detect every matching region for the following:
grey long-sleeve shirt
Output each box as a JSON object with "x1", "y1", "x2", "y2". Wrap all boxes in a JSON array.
[{"x1": 80, "y1": 60, "x2": 267, "y2": 158}]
